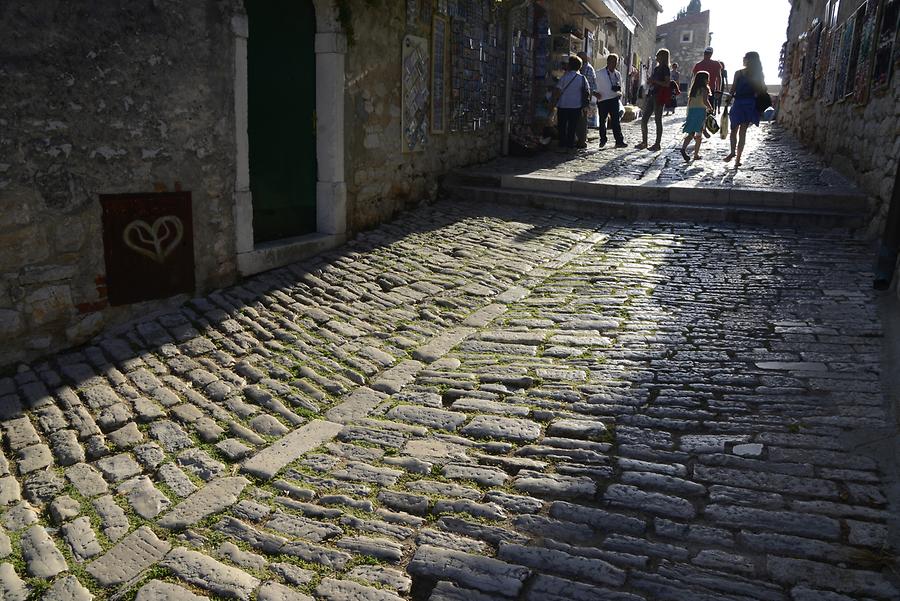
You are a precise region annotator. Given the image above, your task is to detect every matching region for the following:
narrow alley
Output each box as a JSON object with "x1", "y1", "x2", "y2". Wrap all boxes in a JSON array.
[{"x1": 1, "y1": 0, "x2": 899, "y2": 600}]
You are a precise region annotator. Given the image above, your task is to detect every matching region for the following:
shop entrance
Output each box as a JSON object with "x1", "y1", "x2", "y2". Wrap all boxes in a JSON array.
[{"x1": 244, "y1": 0, "x2": 317, "y2": 243}]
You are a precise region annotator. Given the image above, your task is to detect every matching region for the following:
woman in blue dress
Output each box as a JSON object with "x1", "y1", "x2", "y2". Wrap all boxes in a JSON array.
[{"x1": 724, "y1": 51, "x2": 766, "y2": 167}]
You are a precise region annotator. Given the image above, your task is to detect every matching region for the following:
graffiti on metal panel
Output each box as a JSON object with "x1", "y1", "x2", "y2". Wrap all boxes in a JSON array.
[{"x1": 123, "y1": 215, "x2": 184, "y2": 264}]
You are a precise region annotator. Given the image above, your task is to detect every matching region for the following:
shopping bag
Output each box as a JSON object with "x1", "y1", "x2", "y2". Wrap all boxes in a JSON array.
[
  {"x1": 705, "y1": 113, "x2": 720, "y2": 134},
  {"x1": 720, "y1": 107, "x2": 729, "y2": 139}
]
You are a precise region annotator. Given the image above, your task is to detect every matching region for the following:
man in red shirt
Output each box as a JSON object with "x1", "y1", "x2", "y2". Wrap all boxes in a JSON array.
[{"x1": 692, "y1": 47, "x2": 724, "y2": 109}]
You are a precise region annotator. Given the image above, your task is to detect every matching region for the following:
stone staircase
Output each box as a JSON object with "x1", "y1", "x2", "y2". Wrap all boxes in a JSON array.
[{"x1": 444, "y1": 170, "x2": 872, "y2": 229}]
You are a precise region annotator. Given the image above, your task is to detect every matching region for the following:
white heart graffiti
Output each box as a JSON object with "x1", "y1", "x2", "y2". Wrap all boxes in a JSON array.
[{"x1": 122, "y1": 215, "x2": 184, "y2": 264}]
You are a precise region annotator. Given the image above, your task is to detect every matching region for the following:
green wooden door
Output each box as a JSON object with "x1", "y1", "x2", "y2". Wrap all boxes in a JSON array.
[{"x1": 245, "y1": 0, "x2": 316, "y2": 243}]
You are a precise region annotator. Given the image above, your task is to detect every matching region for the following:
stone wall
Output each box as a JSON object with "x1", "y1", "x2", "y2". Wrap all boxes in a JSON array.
[
  {"x1": 656, "y1": 10, "x2": 711, "y2": 77},
  {"x1": 343, "y1": 2, "x2": 505, "y2": 233},
  {"x1": 0, "y1": 0, "x2": 240, "y2": 368},
  {"x1": 629, "y1": 0, "x2": 663, "y2": 71},
  {"x1": 779, "y1": 0, "x2": 900, "y2": 239}
]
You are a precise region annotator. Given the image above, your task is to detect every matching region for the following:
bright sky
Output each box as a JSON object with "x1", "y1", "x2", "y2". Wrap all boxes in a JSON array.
[{"x1": 659, "y1": 0, "x2": 792, "y2": 84}]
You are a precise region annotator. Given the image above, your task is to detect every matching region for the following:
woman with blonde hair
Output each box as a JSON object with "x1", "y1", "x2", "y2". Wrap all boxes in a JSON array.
[
  {"x1": 724, "y1": 51, "x2": 766, "y2": 167},
  {"x1": 681, "y1": 71, "x2": 712, "y2": 161},
  {"x1": 636, "y1": 48, "x2": 671, "y2": 151}
]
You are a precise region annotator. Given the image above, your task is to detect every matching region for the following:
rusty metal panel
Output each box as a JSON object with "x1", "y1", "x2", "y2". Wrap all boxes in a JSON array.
[{"x1": 100, "y1": 192, "x2": 195, "y2": 306}]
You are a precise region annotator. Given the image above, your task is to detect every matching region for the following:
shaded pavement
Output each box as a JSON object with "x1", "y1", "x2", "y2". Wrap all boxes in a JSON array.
[{"x1": 0, "y1": 201, "x2": 897, "y2": 600}]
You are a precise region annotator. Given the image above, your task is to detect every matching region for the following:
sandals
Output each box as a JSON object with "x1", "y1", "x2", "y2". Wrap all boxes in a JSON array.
[
  {"x1": 648, "y1": 144, "x2": 661, "y2": 152},
  {"x1": 723, "y1": 153, "x2": 735, "y2": 162},
  {"x1": 680, "y1": 148, "x2": 691, "y2": 162},
  {"x1": 634, "y1": 142, "x2": 647, "y2": 149}
]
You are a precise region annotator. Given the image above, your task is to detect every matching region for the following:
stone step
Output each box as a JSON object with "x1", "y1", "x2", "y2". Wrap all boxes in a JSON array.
[
  {"x1": 444, "y1": 171, "x2": 870, "y2": 229},
  {"x1": 445, "y1": 168, "x2": 871, "y2": 227}
]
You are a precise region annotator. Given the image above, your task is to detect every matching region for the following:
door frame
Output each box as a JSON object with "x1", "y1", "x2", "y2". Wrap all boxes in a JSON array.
[{"x1": 231, "y1": 0, "x2": 347, "y2": 276}]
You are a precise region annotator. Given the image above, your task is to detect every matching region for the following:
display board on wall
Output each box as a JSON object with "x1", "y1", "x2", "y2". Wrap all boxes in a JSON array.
[
  {"x1": 802, "y1": 23, "x2": 822, "y2": 99},
  {"x1": 834, "y1": 20, "x2": 854, "y2": 99},
  {"x1": 872, "y1": 0, "x2": 899, "y2": 90},
  {"x1": 854, "y1": 0, "x2": 880, "y2": 104},
  {"x1": 402, "y1": 35, "x2": 429, "y2": 152},
  {"x1": 447, "y1": 0, "x2": 504, "y2": 133},
  {"x1": 824, "y1": 24, "x2": 842, "y2": 102},
  {"x1": 432, "y1": 15, "x2": 447, "y2": 133},
  {"x1": 843, "y1": 4, "x2": 866, "y2": 99}
]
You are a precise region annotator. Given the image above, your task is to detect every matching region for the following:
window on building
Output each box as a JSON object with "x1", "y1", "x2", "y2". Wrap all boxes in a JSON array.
[{"x1": 681, "y1": 31, "x2": 693, "y2": 43}]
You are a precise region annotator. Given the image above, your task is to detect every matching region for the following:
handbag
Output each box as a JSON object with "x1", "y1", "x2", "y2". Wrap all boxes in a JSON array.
[
  {"x1": 720, "y1": 106, "x2": 729, "y2": 139},
  {"x1": 755, "y1": 92, "x2": 772, "y2": 113},
  {"x1": 705, "y1": 113, "x2": 719, "y2": 134}
]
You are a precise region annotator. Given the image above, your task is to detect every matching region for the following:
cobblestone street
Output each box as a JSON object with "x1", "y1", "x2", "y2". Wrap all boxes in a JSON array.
[
  {"x1": 480, "y1": 112, "x2": 859, "y2": 193},
  {"x1": 0, "y1": 201, "x2": 898, "y2": 601}
]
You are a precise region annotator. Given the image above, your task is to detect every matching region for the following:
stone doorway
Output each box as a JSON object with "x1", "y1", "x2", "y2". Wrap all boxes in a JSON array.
[
  {"x1": 244, "y1": 0, "x2": 317, "y2": 243},
  {"x1": 232, "y1": 0, "x2": 346, "y2": 276}
]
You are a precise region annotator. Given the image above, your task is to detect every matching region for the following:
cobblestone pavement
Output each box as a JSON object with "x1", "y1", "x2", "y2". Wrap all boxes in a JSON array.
[
  {"x1": 478, "y1": 111, "x2": 858, "y2": 193},
  {"x1": 0, "y1": 201, "x2": 897, "y2": 601}
]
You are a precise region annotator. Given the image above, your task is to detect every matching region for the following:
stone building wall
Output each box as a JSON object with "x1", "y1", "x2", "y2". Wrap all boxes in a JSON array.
[
  {"x1": 778, "y1": 0, "x2": 899, "y2": 239},
  {"x1": 343, "y1": 2, "x2": 506, "y2": 232},
  {"x1": 655, "y1": 10, "x2": 711, "y2": 76},
  {"x1": 0, "y1": 0, "x2": 240, "y2": 368},
  {"x1": 629, "y1": 0, "x2": 664, "y2": 71}
]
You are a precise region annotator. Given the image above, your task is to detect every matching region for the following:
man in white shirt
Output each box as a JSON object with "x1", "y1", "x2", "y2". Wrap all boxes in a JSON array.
[{"x1": 593, "y1": 53, "x2": 626, "y2": 149}]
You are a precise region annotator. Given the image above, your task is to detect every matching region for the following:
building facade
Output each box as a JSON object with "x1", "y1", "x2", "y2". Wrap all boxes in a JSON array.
[
  {"x1": 655, "y1": 7, "x2": 711, "y2": 92},
  {"x1": 0, "y1": 0, "x2": 639, "y2": 368},
  {"x1": 778, "y1": 0, "x2": 899, "y2": 245}
]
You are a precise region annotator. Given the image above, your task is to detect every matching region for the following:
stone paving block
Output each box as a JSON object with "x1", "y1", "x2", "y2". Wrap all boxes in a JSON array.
[
  {"x1": 371, "y1": 360, "x2": 424, "y2": 394},
  {"x1": 386, "y1": 405, "x2": 467, "y2": 431},
  {"x1": 162, "y1": 546, "x2": 260, "y2": 600},
  {"x1": 413, "y1": 327, "x2": 475, "y2": 363},
  {"x1": 95, "y1": 452, "x2": 142, "y2": 482},
  {"x1": 280, "y1": 539, "x2": 352, "y2": 570},
  {"x1": 0, "y1": 562, "x2": 28, "y2": 601},
  {"x1": 43, "y1": 575, "x2": 94, "y2": 601},
  {"x1": 119, "y1": 475, "x2": 171, "y2": 519},
  {"x1": 257, "y1": 581, "x2": 314, "y2": 601},
  {"x1": 0, "y1": 476, "x2": 21, "y2": 506},
  {"x1": 408, "y1": 545, "x2": 531, "y2": 597},
  {"x1": 62, "y1": 516, "x2": 103, "y2": 561},
  {"x1": 158, "y1": 476, "x2": 249, "y2": 530},
  {"x1": 20, "y1": 524, "x2": 67, "y2": 577},
  {"x1": 461, "y1": 415, "x2": 541, "y2": 443},
  {"x1": 217, "y1": 541, "x2": 267, "y2": 570},
  {"x1": 87, "y1": 525, "x2": 171, "y2": 586},
  {"x1": 49, "y1": 494, "x2": 80, "y2": 523},
  {"x1": 335, "y1": 536, "x2": 403, "y2": 563},
  {"x1": 427, "y1": 581, "x2": 499, "y2": 601},
  {"x1": 241, "y1": 420, "x2": 343, "y2": 480},
  {"x1": 315, "y1": 577, "x2": 403, "y2": 601},
  {"x1": 135, "y1": 580, "x2": 210, "y2": 601},
  {"x1": 325, "y1": 388, "x2": 388, "y2": 425},
  {"x1": 0, "y1": 527, "x2": 10, "y2": 558},
  {"x1": 525, "y1": 573, "x2": 645, "y2": 601},
  {"x1": 346, "y1": 565, "x2": 411, "y2": 594}
]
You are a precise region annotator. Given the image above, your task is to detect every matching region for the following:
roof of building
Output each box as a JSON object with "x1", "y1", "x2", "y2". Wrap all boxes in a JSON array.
[{"x1": 657, "y1": 9, "x2": 710, "y2": 30}]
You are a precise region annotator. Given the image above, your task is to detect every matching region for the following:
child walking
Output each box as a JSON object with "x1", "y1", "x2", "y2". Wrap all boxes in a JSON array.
[{"x1": 681, "y1": 71, "x2": 712, "y2": 162}]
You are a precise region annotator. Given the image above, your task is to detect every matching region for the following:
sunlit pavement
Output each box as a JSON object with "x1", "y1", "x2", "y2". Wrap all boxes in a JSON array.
[
  {"x1": 488, "y1": 109, "x2": 857, "y2": 192},
  {"x1": 0, "y1": 199, "x2": 896, "y2": 600}
]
